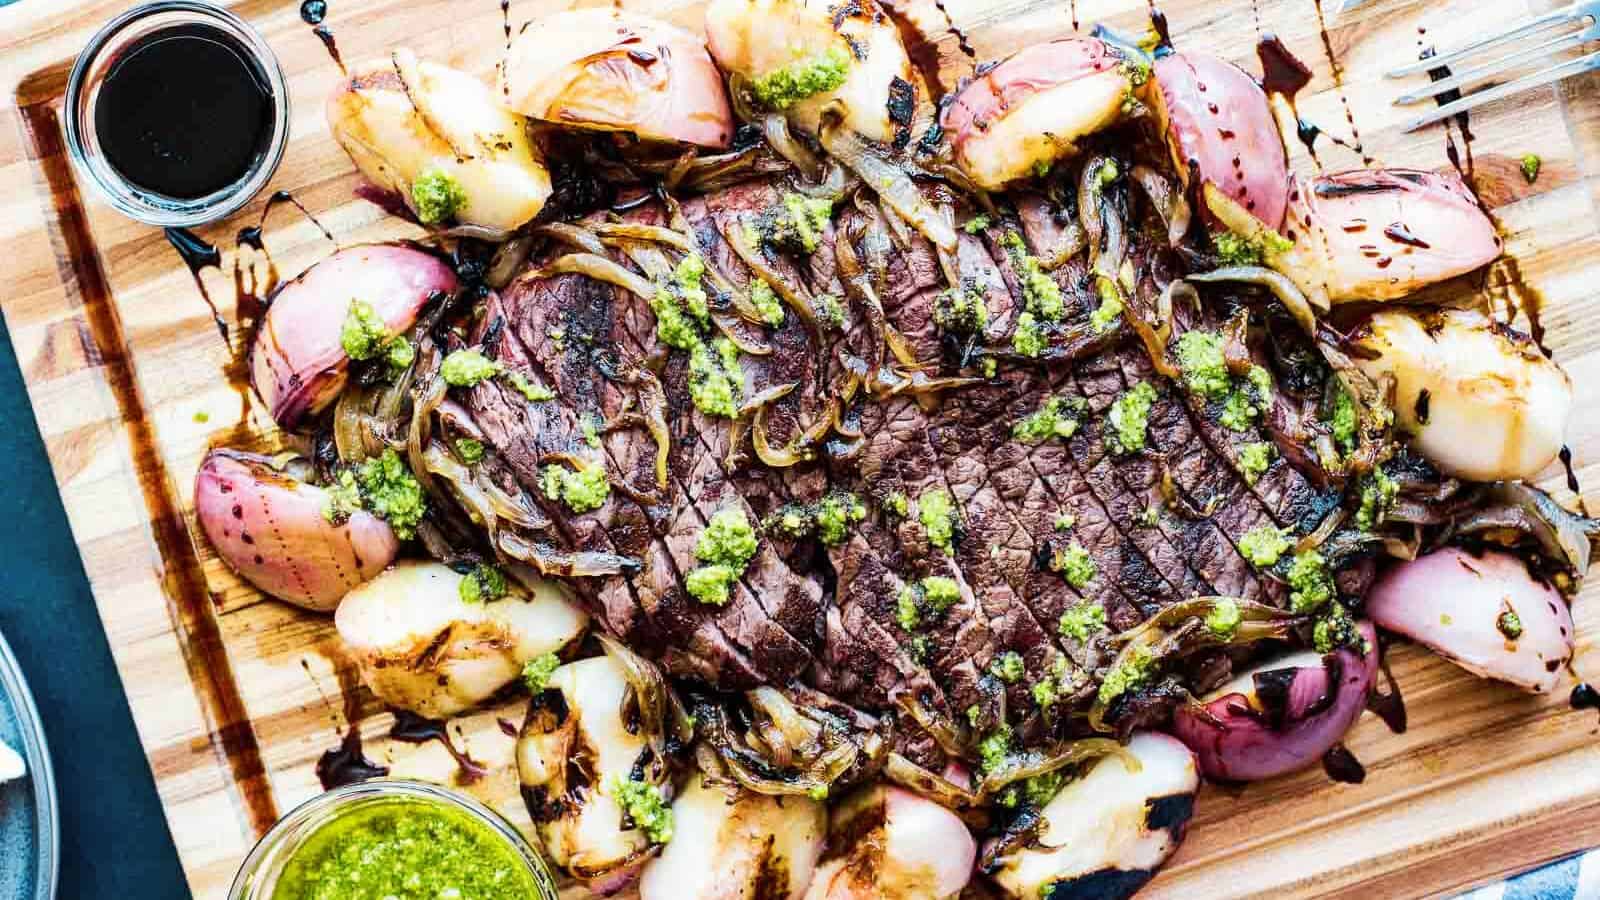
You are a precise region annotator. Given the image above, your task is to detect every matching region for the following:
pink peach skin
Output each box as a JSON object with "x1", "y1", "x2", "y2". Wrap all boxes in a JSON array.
[
  {"x1": 250, "y1": 244, "x2": 455, "y2": 429},
  {"x1": 1367, "y1": 547, "x2": 1574, "y2": 693},
  {"x1": 195, "y1": 450, "x2": 399, "y2": 612},
  {"x1": 1154, "y1": 51, "x2": 1290, "y2": 230}
]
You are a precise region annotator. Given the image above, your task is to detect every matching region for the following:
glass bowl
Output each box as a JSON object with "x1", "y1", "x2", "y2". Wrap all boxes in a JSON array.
[
  {"x1": 62, "y1": 0, "x2": 290, "y2": 227},
  {"x1": 228, "y1": 780, "x2": 559, "y2": 900}
]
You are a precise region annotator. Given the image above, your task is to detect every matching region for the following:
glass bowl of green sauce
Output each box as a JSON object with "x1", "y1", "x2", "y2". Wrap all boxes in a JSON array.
[{"x1": 229, "y1": 780, "x2": 559, "y2": 900}]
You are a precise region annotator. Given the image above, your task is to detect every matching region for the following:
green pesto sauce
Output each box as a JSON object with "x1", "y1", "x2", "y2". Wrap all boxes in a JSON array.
[
  {"x1": 782, "y1": 193, "x2": 833, "y2": 254},
  {"x1": 522, "y1": 653, "x2": 560, "y2": 692},
  {"x1": 1012, "y1": 311, "x2": 1046, "y2": 357},
  {"x1": 815, "y1": 493, "x2": 866, "y2": 546},
  {"x1": 1096, "y1": 645, "x2": 1156, "y2": 705},
  {"x1": 457, "y1": 564, "x2": 506, "y2": 605},
  {"x1": 749, "y1": 280, "x2": 784, "y2": 327},
  {"x1": 1521, "y1": 154, "x2": 1542, "y2": 184},
  {"x1": 688, "y1": 339, "x2": 744, "y2": 419},
  {"x1": 540, "y1": 462, "x2": 610, "y2": 514},
  {"x1": 1054, "y1": 513, "x2": 1076, "y2": 532},
  {"x1": 1001, "y1": 231, "x2": 1064, "y2": 322},
  {"x1": 441, "y1": 350, "x2": 501, "y2": 387},
  {"x1": 321, "y1": 449, "x2": 426, "y2": 540},
  {"x1": 1238, "y1": 525, "x2": 1291, "y2": 568},
  {"x1": 1497, "y1": 607, "x2": 1524, "y2": 640},
  {"x1": 686, "y1": 564, "x2": 739, "y2": 606},
  {"x1": 1213, "y1": 227, "x2": 1292, "y2": 267},
  {"x1": 270, "y1": 799, "x2": 538, "y2": 900},
  {"x1": 750, "y1": 46, "x2": 851, "y2": 110},
  {"x1": 505, "y1": 371, "x2": 555, "y2": 403},
  {"x1": 1354, "y1": 466, "x2": 1397, "y2": 531},
  {"x1": 674, "y1": 254, "x2": 710, "y2": 325},
  {"x1": 1050, "y1": 542, "x2": 1097, "y2": 589},
  {"x1": 963, "y1": 214, "x2": 992, "y2": 234},
  {"x1": 1205, "y1": 598, "x2": 1241, "y2": 639},
  {"x1": 1089, "y1": 279, "x2": 1123, "y2": 333},
  {"x1": 1012, "y1": 395, "x2": 1082, "y2": 444},
  {"x1": 882, "y1": 492, "x2": 910, "y2": 517},
  {"x1": 896, "y1": 575, "x2": 960, "y2": 631},
  {"x1": 1287, "y1": 550, "x2": 1334, "y2": 614},
  {"x1": 1105, "y1": 381, "x2": 1156, "y2": 455},
  {"x1": 989, "y1": 651, "x2": 1024, "y2": 683},
  {"x1": 1175, "y1": 330, "x2": 1229, "y2": 400},
  {"x1": 814, "y1": 293, "x2": 845, "y2": 330},
  {"x1": 411, "y1": 169, "x2": 468, "y2": 226},
  {"x1": 697, "y1": 507, "x2": 758, "y2": 570},
  {"x1": 340, "y1": 300, "x2": 389, "y2": 362},
  {"x1": 651, "y1": 287, "x2": 701, "y2": 351},
  {"x1": 976, "y1": 724, "x2": 1012, "y2": 775},
  {"x1": 1313, "y1": 601, "x2": 1362, "y2": 654},
  {"x1": 1058, "y1": 600, "x2": 1106, "y2": 641},
  {"x1": 918, "y1": 489, "x2": 958, "y2": 554},
  {"x1": 607, "y1": 777, "x2": 674, "y2": 845},
  {"x1": 1327, "y1": 383, "x2": 1358, "y2": 454},
  {"x1": 935, "y1": 284, "x2": 989, "y2": 335},
  {"x1": 1237, "y1": 441, "x2": 1274, "y2": 486}
]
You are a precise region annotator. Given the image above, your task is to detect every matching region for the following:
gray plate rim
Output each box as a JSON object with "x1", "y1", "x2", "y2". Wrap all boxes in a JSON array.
[{"x1": 0, "y1": 629, "x2": 59, "y2": 900}]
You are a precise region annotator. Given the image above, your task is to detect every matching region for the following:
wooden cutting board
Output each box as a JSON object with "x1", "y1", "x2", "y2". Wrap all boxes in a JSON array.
[{"x1": 4, "y1": 0, "x2": 1600, "y2": 896}]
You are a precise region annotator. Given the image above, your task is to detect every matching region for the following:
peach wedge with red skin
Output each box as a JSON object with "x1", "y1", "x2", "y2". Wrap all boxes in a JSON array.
[
  {"x1": 1367, "y1": 548, "x2": 1575, "y2": 693},
  {"x1": 705, "y1": 0, "x2": 913, "y2": 144},
  {"x1": 250, "y1": 244, "x2": 456, "y2": 429},
  {"x1": 327, "y1": 51, "x2": 552, "y2": 236},
  {"x1": 1152, "y1": 50, "x2": 1290, "y2": 230},
  {"x1": 194, "y1": 449, "x2": 399, "y2": 612},
  {"x1": 502, "y1": 9, "x2": 734, "y2": 150},
  {"x1": 1281, "y1": 168, "x2": 1502, "y2": 303},
  {"x1": 940, "y1": 37, "x2": 1139, "y2": 192}
]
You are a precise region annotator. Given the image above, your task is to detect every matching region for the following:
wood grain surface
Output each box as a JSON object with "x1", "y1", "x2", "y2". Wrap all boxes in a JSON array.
[{"x1": 3, "y1": 0, "x2": 1600, "y2": 897}]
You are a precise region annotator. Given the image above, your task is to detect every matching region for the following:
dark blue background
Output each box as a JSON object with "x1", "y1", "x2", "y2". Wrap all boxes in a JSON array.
[{"x1": 0, "y1": 315, "x2": 190, "y2": 897}]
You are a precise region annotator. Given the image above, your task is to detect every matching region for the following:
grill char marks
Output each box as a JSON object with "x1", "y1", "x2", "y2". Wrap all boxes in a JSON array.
[{"x1": 450, "y1": 173, "x2": 1350, "y2": 752}]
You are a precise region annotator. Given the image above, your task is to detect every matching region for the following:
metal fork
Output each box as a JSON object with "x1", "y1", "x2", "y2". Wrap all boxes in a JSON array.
[{"x1": 1384, "y1": 0, "x2": 1600, "y2": 132}]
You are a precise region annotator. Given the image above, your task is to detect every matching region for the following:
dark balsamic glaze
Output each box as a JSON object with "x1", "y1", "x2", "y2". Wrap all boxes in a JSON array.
[
  {"x1": 164, "y1": 227, "x2": 228, "y2": 340},
  {"x1": 17, "y1": 98, "x2": 280, "y2": 834},
  {"x1": 501, "y1": 0, "x2": 513, "y2": 48},
  {"x1": 1571, "y1": 682, "x2": 1600, "y2": 717},
  {"x1": 303, "y1": 1, "x2": 345, "y2": 73},
  {"x1": 317, "y1": 726, "x2": 389, "y2": 790},
  {"x1": 1383, "y1": 222, "x2": 1430, "y2": 249},
  {"x1": 930, "y1": 0, "x2": 977, "y2": 61},
  {"x1": 1322, "y1": 744, "x2": 1367, "y2": 784},
  {"x1": 1149, "y1": 9, "x2": 1173, "y2": 55},
  {"x1": 95, "y1": 23, "x2": 274, "y2": 200},
  {"x1": 1560, "y1": 446, "x2": 1583, "y2": 495},
  {"x1": 1368, "y1": 653, "x2": 1408, "y2": 734},
  {"x1": 1311, "y1": 0, "x2": 1372, "y2": 165},
  {"x1": 1070, "y1": 0, "x2": 1080, "y2": 31},
  {"x1": 389, "y1": 711, "x2": 490, "y2": 783},
  {"x1": 1256, "y1": 34, "x2": 1336, "y2": 164},
  {"x1": 880, "y1": 1, "x2": 952, "y2": 100}
]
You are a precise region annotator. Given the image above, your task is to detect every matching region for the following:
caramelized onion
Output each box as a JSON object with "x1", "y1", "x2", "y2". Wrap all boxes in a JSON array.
[
  {"x1": 538, "y1": 253, "x2": 658, "y2": 301},
  {"x1": 1131, "y1": 164, "x2": 1192, "y2": 246},
  {"x1": 1187, "y1": 266, "x2": 1318, "y2": 336},
  {"x1": 498, "y1": 531, "x2": 640, "y2": 578},
  {"x1": 818, "y1": 113, "x2": 958, "y2": 252}
]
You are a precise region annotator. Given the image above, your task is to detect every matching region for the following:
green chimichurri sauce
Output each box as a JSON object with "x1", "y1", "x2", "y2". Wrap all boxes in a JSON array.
[{"x1": 272, "y1": 799, "x2": 541, "y2": 900}]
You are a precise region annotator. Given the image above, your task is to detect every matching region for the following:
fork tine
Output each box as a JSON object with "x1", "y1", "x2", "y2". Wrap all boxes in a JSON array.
[
  {"x1": 1386, "y1": 4, "x2": 1582, "y2": 78},
  {"x1": 1393, "y1": 25, "x2": 1596, "y2": 105},
  {"x1": 1401, "y1": 49, "x2": 1600, "y2": 132}
]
